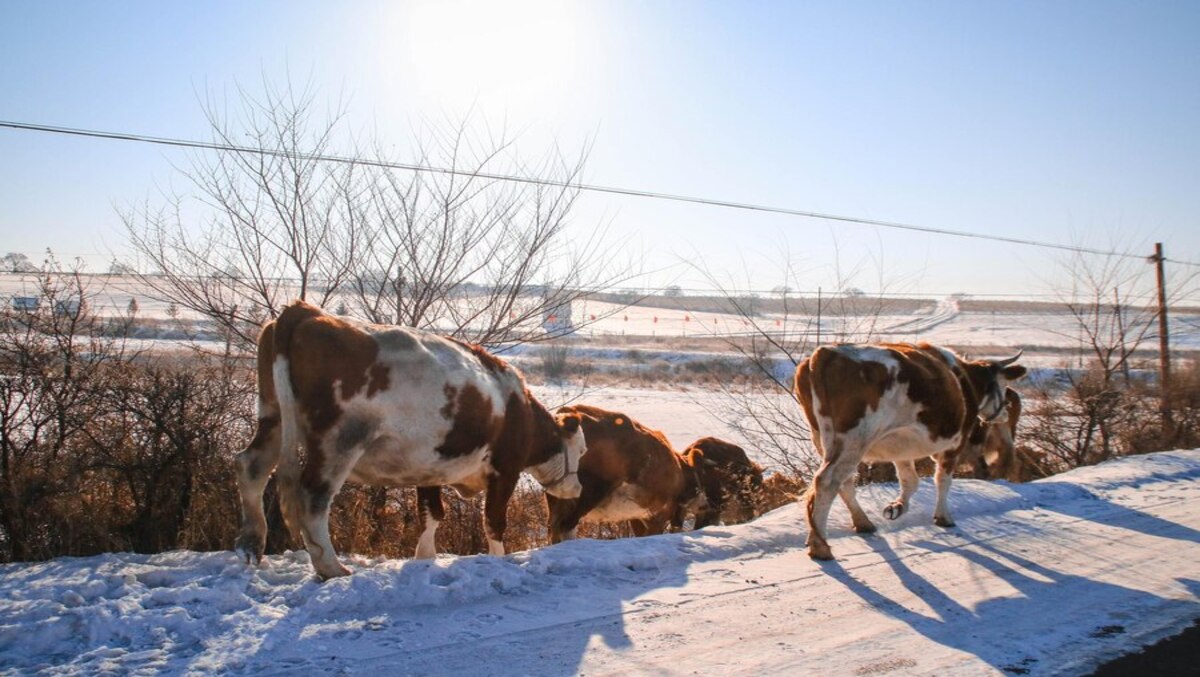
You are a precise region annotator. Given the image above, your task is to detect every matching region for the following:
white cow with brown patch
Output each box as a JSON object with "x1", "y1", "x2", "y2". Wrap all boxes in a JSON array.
[
  {"x1": 794, "y1": 342, "x2": 1025, "y2": 561},
  {"x1": 234, "y1": 301, "x2": 586, "y2": 579}
]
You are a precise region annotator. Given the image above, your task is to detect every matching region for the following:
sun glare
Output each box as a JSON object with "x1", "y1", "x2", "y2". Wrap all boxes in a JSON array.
[{"x1": 402, "y1": 0, "x2": 582, "y2": 115}]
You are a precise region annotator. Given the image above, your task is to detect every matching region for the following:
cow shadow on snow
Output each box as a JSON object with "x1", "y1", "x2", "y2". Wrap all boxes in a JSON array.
[
  {"x1": 822, "y1": 491, "x2": 1200, "y2": 674},
  {"x1": 235, "y1": 530, "x2": 748, "y2": 676},
  {"x1": 1024, "y1": 480, "x2": 1200, "y2": 545}
]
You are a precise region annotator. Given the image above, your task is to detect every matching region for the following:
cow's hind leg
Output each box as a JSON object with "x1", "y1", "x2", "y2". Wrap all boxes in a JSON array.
[
  {"x1": 839, "y1": 477, "x2": 876, "y2": 534},
  {"x1": 806, "y1": 439, "x2": 858, "y2": 560},
  {"x1": 234, "y1": 414, "x2": 281, "y2": 565},
  {"x1": 933, "y1": 454, "x2": 957, "y2": 527},
  {"x1": 297, "y1": 432, "x2": 365, "y2": 580},
  {"x1": 414, "y1": 487, "x2": 445, "y2": 559},
  {"x1": 883, "y1": 459, "x2": 919, "y2": 520}
]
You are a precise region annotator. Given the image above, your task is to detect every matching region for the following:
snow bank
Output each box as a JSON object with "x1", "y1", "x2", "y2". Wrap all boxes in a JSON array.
[{"x1": 2, "y1": 450, "x2": 1198, "y2": 674}]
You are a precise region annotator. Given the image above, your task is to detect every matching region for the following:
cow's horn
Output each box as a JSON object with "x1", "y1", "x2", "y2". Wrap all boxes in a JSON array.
[{"x1": 994, "y1": 350, "x2": 1023, "y2": 367}]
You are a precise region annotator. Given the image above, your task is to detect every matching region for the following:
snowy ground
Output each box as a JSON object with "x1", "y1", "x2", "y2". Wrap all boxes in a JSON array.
[{"x1": 3, "y1": 450, "x2": 1198, "y2": 675}]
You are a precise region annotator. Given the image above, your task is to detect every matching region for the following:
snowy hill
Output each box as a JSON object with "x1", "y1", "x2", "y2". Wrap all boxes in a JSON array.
[{"x1": 2, "y1": 451, "x2": 1198, "y2": 675}]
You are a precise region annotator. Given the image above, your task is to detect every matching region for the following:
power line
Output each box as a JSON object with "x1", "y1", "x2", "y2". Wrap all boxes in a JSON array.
[{"x1": 3, "y1": 118, "x2": 1198, "y2": 267}]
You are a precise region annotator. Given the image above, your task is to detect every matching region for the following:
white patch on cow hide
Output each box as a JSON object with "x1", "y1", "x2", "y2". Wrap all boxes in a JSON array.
[
  {"x1": 332, "y1": 325, "x2": 519, "y2": 489},
  {"x1": 583, "y1": 483, "x2": 654, "y2": 523},
  {"x1": 838, "y1": 345, "x2": 900, "y2": 370}
]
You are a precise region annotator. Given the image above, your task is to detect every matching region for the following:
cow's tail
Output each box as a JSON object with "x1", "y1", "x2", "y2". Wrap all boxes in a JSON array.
[{"x1": 271, "y1": 301, "x2": 322, "y2": 541}]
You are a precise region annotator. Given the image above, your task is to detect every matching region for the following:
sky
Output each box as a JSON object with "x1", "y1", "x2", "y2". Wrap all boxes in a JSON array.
[{"x1": 2, "y1": 0, "x2": 1199, "y2": 299}]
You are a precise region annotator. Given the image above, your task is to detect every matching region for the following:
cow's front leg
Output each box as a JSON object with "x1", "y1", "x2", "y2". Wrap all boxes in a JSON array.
[
  {"x1": 883, "y1": 460, "x2": 919, "y2": 520},
  {"x1": 933, "y1": 454, "x2": 957, "y2": 527},
  {"x1": 234, "y1": 413, "x2": 281, "y2": 565},
  {"x1": 484, "y1": 473, "x2": 519, "y2": 556},
  {"x1": 545, "y1": 494, "x2": 577, "y2": 543},
  {"x1": 414, "y1": 486, "x2": 445, "y2": 559},
  {"x1": 554, "y1": 469, "x2": 615, "y2": 542}
]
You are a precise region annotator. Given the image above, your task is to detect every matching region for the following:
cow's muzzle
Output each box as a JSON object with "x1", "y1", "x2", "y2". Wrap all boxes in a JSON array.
[{"x1": 539, "y1": 444, "x2": 582, "y2": 499}]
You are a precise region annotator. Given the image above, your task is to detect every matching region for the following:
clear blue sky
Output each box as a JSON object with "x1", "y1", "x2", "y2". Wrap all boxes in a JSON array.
[{"x1": 2, "y1": 1, "x2": 1198, "y2": 299}]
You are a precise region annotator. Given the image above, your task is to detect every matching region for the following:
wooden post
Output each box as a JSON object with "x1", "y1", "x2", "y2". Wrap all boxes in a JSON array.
[
  {"x1": 1151, "y1": 242, "x2": 1173, "y2": 439},
  {"x1": 816, "y1": 286, "x2": 822, "y2": 346}
]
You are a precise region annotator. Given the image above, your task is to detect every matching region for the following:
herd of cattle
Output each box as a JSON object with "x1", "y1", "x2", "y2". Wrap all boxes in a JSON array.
[{"x1": 234, "y1": 301, "x2": 1025, "y2": 579}]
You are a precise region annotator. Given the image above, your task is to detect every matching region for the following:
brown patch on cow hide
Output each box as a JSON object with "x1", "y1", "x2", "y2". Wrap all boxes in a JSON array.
[
  {"x1": 366, "y1": 363, "x2": 390, "y2": 398},
  {"x1": 440, "y1": 383, "x2": 458, "y2": 420},
  {"x1": 886, "y1": 343, "x2": 966, "y2": 441},
  {"x1": 804, "y1": 347, "x2": 895, "y2": 434},
  {"x1": 254, "y1": 321, "x2": 279, "y2": 406},
  {"x1": 436, "y1": 384, "x2": 499, "y2": 458},
  {"x1": 279, "y1": 302, "x2": 387, "y2": 434}
]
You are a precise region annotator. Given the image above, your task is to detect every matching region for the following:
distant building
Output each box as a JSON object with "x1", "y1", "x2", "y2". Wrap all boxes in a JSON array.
[
  {"x1": 54, "y1": 297, "x2": 85, "y2": 316},
  {"x1": 542, "y1": 299, "x2": 575, "y2": 336},
  {"x1": 10, "y1": 296, "x2": 40, "y2": 312}
]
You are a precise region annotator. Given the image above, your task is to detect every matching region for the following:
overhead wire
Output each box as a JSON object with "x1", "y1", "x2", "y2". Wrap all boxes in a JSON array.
[{"x1": 2, "y1": 118, "x2": 1198, "y2": 268}]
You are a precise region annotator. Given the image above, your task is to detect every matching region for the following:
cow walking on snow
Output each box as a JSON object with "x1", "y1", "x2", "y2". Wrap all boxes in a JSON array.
[
  {"x1": 793, "y1": 342, "x2": 1025, "y2": 561},
  {"x1": 234, "y1": 301, "x2": 587, "y2": 579}
]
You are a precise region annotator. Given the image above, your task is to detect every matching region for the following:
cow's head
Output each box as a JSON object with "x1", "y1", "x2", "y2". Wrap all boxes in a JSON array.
[
  {"x1": 678, "y1": 450, "x2": 710, "y2": 517},
  {"x1": 686, "y1": 439, "x2": 765, "y2": 527},
  {"x1": 965, "y1": 351, "x2": 1027, "y2": 423},
  {"x1": 538, "y1": 412, "x2": 587, "y2": 499}
]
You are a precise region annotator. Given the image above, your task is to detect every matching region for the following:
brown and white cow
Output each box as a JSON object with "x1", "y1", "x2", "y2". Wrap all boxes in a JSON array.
[
  {"x1": 682, "y1": 437, "x2": 764, "y2": 528},
  {"x1": 794, "y1": 342, "x2": 1025, "y2": 560},
  {"x1": 234, "y1": 300, "x2": 587, "y2": 579},
  {"x1": 546, "y1": 404, "x2": 706, "y2": 541}
]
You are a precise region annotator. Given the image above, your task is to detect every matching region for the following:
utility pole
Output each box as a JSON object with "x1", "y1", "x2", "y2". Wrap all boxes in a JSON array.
[{"x1": 1150, "y1": 242, "x2": 1173, "y2": 439}]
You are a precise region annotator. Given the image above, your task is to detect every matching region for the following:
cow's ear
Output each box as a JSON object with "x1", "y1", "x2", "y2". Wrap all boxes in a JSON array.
[
  {"x1": 1002, "y1": 365, "x2": 1027, "y2": 381},
  {"x1": 558, "y1": 413, "x2": 582, "y2": 436}
]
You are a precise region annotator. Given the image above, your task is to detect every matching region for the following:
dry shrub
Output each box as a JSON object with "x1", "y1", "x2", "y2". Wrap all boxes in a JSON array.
[
  {"x1": 759, "y1": 472, "x2": 806, "y2": 514},
  {"x1": 328, "y1": 480, "x2": 556, "y2": 559}
]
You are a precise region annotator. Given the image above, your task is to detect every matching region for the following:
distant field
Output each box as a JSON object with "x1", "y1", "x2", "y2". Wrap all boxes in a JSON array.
[{"x1": 3, "y1": 273, "x2": 1198, "y2": 356}]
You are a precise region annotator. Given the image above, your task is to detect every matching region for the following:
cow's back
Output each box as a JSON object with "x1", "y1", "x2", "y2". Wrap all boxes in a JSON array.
[
  {"x1": 796, "y1": 343, "x2": 968, "y2": 457},
  {"x1": 275, "y1": 301, "x2": 523, "y2": 488}
]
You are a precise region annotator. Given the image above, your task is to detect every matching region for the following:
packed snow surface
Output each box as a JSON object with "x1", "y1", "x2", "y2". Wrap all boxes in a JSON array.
[{"x1": 3, "y1": 451, "x2": 1199, "y2": 675}]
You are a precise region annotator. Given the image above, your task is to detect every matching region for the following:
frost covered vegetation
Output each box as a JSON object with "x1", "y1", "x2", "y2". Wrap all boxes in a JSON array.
[{"x1": 1, "y1": 262, "x2": 1198, "y2": 565}]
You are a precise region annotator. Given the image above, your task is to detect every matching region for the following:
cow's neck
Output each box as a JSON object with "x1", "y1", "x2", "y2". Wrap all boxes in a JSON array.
[
  {"x1": 953, "y1": 359, "x2": 987, "y2": 429},
  {"x1": 526, "y1": 395, "x2": 562, "y2": 466}
]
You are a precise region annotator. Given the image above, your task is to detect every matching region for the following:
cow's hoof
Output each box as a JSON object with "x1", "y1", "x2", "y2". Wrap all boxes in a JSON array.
[
  {"x1": 854, "y1": 522, "x2": 878, "y2": 535},
  {"x1": 316, "y1": 563, "x2": 352, "y2": 581},
  {"x1": 934, "y1": 516, "x2": 956, "y2": 528},
  {"x1": 808, "y1": 543, "x2": 834, "y2": 561},
  {"x1": 883, "y1": 503, "x2": 906, "y2": 520},
  {"x1": 234, "y1": 536, "x2": 264, "y2": 566}
]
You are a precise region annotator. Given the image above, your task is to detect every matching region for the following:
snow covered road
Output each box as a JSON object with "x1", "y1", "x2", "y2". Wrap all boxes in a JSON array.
[{"x1": 3, "y1": 451, "x2": 1198, "y2": 675}]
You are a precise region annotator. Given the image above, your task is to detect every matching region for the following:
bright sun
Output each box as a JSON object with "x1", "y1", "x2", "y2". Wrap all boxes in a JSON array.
[{"x1": 401, "y1": 0, "x2": 583, "y2": 115}]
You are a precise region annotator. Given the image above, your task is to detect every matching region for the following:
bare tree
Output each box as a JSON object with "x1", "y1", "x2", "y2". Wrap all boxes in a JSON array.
[
  {"x1": 123, "y1": 80, "x2": 367, "y2": 348},
  {"x1": 346, "y1": 119, "x2": 623, "y2": 345},
  {"x1": 125, "y1": 82, "x2": 629, "y2": 351},
  {"x1": 1027, "y1": 244, "x2": 1200, "y2": 465},
  {"x1": 689, "y1": 245, "x2": 907, "y2": 480}
]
